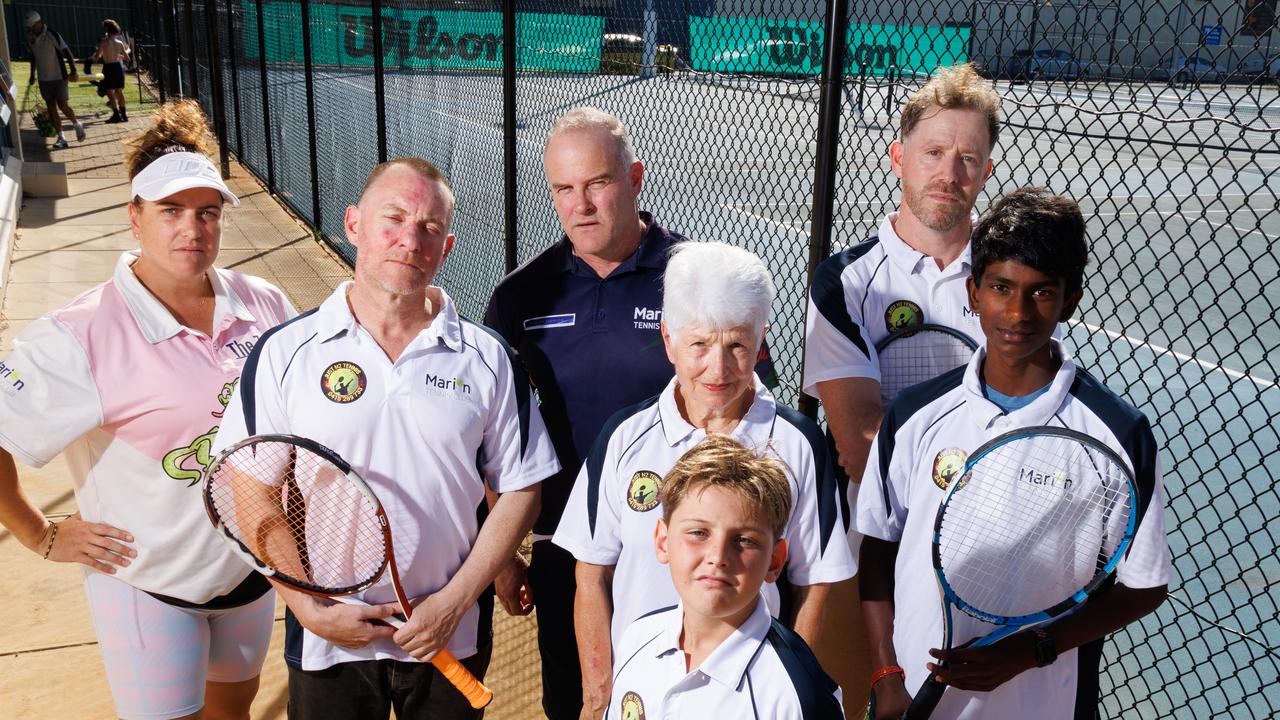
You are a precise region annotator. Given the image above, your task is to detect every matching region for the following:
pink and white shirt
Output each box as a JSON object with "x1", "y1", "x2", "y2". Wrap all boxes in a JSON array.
[{"x1": 0, "y1": 251, "x2": 296, "y2": 603}]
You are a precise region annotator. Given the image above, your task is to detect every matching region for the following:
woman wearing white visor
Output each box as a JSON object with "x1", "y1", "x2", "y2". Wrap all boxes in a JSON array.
[{"x1": 0, "y1": 100, "x2": 295, "y2": 720}]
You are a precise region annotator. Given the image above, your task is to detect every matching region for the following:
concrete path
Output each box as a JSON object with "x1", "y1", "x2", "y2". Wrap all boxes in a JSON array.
[{"x1": 0, "y1": 105, "x2": 544, "y2": 719}]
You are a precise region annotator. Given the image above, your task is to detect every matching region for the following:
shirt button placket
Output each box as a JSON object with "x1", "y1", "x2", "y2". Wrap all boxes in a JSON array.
[{"x1": 593, "y1": 280, "x2": 608, "y2": 331}]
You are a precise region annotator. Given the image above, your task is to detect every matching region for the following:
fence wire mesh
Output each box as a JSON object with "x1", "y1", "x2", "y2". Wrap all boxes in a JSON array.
[{"x1": 125, "y1": 0, "x2": 1279, "y2": 717}]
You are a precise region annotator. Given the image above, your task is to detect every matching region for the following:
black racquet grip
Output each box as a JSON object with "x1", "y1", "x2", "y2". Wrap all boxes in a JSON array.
[{"x1": 903, "y1": 676, "x2": 948, "y2": 720}]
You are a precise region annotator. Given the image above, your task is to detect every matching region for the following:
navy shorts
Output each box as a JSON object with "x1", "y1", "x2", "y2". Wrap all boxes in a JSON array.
[{"x1": 102, "y1": 61, "x2": 126, "y2": 90}]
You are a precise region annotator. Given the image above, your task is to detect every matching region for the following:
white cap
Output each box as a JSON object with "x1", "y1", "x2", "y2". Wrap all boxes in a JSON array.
[
  {"x1": 24, "y1": 11, "x2": 41, "y2": 29},
  {"x1": 131, "y1": 152, "x2": 239, "y2": 206}
]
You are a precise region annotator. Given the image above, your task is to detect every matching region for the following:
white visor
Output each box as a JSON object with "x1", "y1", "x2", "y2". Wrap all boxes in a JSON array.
[{"x1": 131, "y1": 152, "x2": 240, "y2": 207}]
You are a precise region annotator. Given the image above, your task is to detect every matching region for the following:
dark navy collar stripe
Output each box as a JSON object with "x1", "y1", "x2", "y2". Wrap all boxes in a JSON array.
[
  {"x1": 810, "y1": 239, "x2": 879, "y2": 359},
  {"x1": 239, "y1": 306, "x2": 320, "y2": 436},
  {"x1": 586, "y1": 395, "x2": 661, "y2": 537}
]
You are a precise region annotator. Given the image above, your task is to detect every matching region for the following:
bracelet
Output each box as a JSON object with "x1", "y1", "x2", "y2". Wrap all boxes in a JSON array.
[
  {"x1": 870, "y1": 665, "x2": 905, "y2": 686},
  {"x1": 41, "y1": 521, "x2": 58, "y2": 560}
]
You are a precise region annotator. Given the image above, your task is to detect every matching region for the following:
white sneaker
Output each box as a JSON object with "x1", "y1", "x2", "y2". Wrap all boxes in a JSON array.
[
  {"x1": 74, "y1": 122, "x2": 85, "y2": 141},
  {"x1": 51, "y1": 137, "x2": 69, "y2": 149}
]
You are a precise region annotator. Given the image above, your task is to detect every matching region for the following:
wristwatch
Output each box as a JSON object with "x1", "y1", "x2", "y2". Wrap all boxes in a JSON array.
[{"x1": 1032, "y1": 628, "x2": 1058, "y2": 667}]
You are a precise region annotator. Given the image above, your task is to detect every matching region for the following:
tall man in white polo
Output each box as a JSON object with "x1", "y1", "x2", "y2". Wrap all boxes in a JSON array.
[
  {"x1": 801, "y1": 63, "x2": 1001, "y2": 710},
  {"x1": 213, "y1": 158, "x2": 559, "y2": 719}
]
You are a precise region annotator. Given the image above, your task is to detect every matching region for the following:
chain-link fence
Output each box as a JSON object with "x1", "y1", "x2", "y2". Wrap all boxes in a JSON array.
[{"x1": 125, "y1": 0, "x2": 1278, "y2": 716}]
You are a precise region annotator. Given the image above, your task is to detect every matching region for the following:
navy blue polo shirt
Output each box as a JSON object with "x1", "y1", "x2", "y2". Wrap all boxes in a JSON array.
[{"x1": 484, "y1": 213, "x2": 776, "y2": 535}]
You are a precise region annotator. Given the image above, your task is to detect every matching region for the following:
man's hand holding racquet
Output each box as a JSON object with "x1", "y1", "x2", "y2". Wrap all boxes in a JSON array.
[
  {"x1": 925, "y1": 631, "x2": 1039, "y2": 692},
  {"x1": 280, "y1": 584, "x2": 398, "y2": 650},
  {"x1": 393, "y1": 583, "x2": 470, "y2": 661}
]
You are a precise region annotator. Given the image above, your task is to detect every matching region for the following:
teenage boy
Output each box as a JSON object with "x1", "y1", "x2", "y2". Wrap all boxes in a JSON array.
[
  {"x1": 857, "y1": 187, "x2": 1170, "y2": 720},
  {"x1": 607, "y1": 435, "x2": 845, "y2": 719}
]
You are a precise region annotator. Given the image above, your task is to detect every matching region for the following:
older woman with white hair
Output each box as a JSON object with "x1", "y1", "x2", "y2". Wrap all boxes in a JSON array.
[{"x1": 553, "y1": 241, "x2": 856, "y2": 718}]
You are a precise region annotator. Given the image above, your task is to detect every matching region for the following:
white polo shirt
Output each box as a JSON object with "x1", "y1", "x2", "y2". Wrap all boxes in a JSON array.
[
  {"x1": 0, "y1": 251, "x2": 296, "y2": 603},
  {"x1": 212, "y1": 282, "x2": 558, "y2": 671},
  {"x1": 607, "y1": 599, "x2": 844, "y2": 720},
  {"x1": 27, "y1": 27, "x2": 69, "y2": 83},
  {"x1": 856, "y1": 341, "x2": 1171, "y2": 719},
  {"x1": 802, "y1": 212, "x2": 984, "y2": 398},
  {"x1": 553, "y1": 376, "x2": 855, "y2": 650}
]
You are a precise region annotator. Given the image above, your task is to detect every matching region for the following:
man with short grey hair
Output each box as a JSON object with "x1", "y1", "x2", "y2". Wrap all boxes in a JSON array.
[{"x1": 484, "y1": 107, "x2": 776, "y2": 720}]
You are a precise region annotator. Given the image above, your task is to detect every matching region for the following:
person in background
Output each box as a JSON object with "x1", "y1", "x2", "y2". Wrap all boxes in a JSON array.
[
  {"x1": 94, "y1": 18, "x2": 132, "y2": 124},
  {"x1": 24, "y1": 9, "x2": 85, "y2": 149}
]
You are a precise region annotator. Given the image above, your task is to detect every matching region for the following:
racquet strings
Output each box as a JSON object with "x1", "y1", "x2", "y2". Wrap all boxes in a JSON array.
[
  {"x1": 937, "y1": 434, "x2": 1134, "y2": 621},
  {"x1": 206, "y1": 440, "x2": 388, "y2": 594},
  {"x1": 878, "y1": 328, "x2": 975, "y2": 405}
]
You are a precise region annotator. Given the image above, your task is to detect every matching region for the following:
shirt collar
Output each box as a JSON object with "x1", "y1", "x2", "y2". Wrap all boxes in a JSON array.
[
  {"x1": 315, "y1": 281, "x2": 464, "y2": 352},
  {"x1": 557, "y1": 211, "x2": 673, "y2": 275},
  {"x1": 653, "y1": 597, "x2": 773, "y2": 691},
  {"x1": 112, "y1": 250, "x2": 254, "y2": 344},
  {"x1": 961, "y1": 338, "x2": 1078, "y2": 429},
  {"x1": 879, "y1": 212, "x2": 974, "y2": 276},
  {"x1": 658, "y1": 374, "x2": 776, "y2": 447}
]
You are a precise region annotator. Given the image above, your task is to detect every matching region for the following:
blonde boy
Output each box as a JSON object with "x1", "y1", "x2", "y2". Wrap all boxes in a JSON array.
[{"x1": 606, "y1": 435, "x2": 845, "y2": 719}]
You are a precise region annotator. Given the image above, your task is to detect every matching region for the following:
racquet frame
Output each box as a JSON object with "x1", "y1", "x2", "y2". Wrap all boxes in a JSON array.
[
  {"x1": 202, "y1": 433, "x2": 493, "y2": 709},
  {"x1": 903, "y1": 426, "x2": 1140, "y2": 719}
]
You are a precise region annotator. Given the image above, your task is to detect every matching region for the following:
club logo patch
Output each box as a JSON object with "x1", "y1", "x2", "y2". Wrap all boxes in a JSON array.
[
  {"x1": 321, "y1": 361, "x2": 367, "y2": 403},
  {"x1": 620, "y1": 691, "x2": 646, "y2": 720},
  {"x1": 933, "y1": 447, "x2": 968, "y2": 490},
  {"x1": 626, "y1": 471, "x2": 662, "y2": 512},
  {"x1": 885, "y1": 300, "x2": 924, "y2": 332}
]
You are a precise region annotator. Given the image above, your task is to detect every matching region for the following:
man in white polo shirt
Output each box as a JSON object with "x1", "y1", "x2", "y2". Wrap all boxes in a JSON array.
[
  {"x1": 24, "y1": 10, "x2": 84, "y2": 149},
  {"x1": 802, "y1": 65, "x2": 1001, "y2": 706},
  {"x1": 212, "y1": 158, "x2": 559, "y2": 719},
  {"x1": 804, "y1": 62, "x2": 1000, "y2": 504}
]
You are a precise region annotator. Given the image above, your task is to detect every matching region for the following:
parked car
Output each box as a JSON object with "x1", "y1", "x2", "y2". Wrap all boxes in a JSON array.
[
  {"x1": 1005, "y1": 48, "x2": 1087, "y2": 81},
  {"x1": 1168, "y1": 54, "x2": 1230, "y2": 83},
  {"x1": 1236, "y1": 53, "x2": 1280, "y2": 82}
]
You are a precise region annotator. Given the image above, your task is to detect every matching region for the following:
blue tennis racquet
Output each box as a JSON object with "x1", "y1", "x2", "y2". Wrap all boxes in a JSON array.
[{"x1": 903, "y1": 426, "x2": 1139, "y2": 719}]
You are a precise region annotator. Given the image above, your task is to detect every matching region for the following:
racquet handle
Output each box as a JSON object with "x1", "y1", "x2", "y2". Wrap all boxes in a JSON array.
[
  {"x1": 329, "y1": 597, "x2": 492, "y2": 707},
  {"x1": 903, "y1": 676, "x2": 948, "y2": 719},
  {"x1": 432, "y1": 649, "x2": 494, "y2": 709}
]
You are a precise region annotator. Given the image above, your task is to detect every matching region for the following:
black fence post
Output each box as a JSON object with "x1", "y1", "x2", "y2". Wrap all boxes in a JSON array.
[
  {"x1": 164, "y1": 0, "x2": 179, "y2": 100},
  {"x1": 372, "y1": 0, "x2": 387, "y2": 162},
  {"x1": 224, "y1": 0, "x2": 242, "y2": 156},
  {"x1": 182, "y1": 0, "x2": 198, "y2": 99},
  {"x1": 798, "y1": 0, "x2": 851, "y2": 420},
  {"x1": 502, "y1": 0, "x2": 517, "y2": 273},
  {"x1": 254, "y1": 0, "x2": 274, "y2": 191},
  {"x1": 204, "y1": 0, "x2": 229, "y2": 178},
  {"x1": 149, "y1": 0, "x2": 167, "y2": 105},
  {"x1": 300, "y1": 0, "x2": 321, "y2": 228}
]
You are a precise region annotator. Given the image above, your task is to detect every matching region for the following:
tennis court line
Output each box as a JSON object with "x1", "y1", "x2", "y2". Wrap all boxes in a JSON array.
[
  {"x1": 329, "y1": 75, "x2": 545, "y2": 152},
  {"x1": 721, "y1": 203, "x2": 809, "y2": 237},
  {"x1": 1069, "y1": 319, "x2": 1277, "y2": 390}
]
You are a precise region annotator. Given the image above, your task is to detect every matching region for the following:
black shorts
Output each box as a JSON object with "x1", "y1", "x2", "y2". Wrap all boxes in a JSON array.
[
  {"x1": 101, "y1": 61, "x2": 126, "y2": 90},
  {"x1": 286, "y1": 638, "x2": 492, "y2": 720}
]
